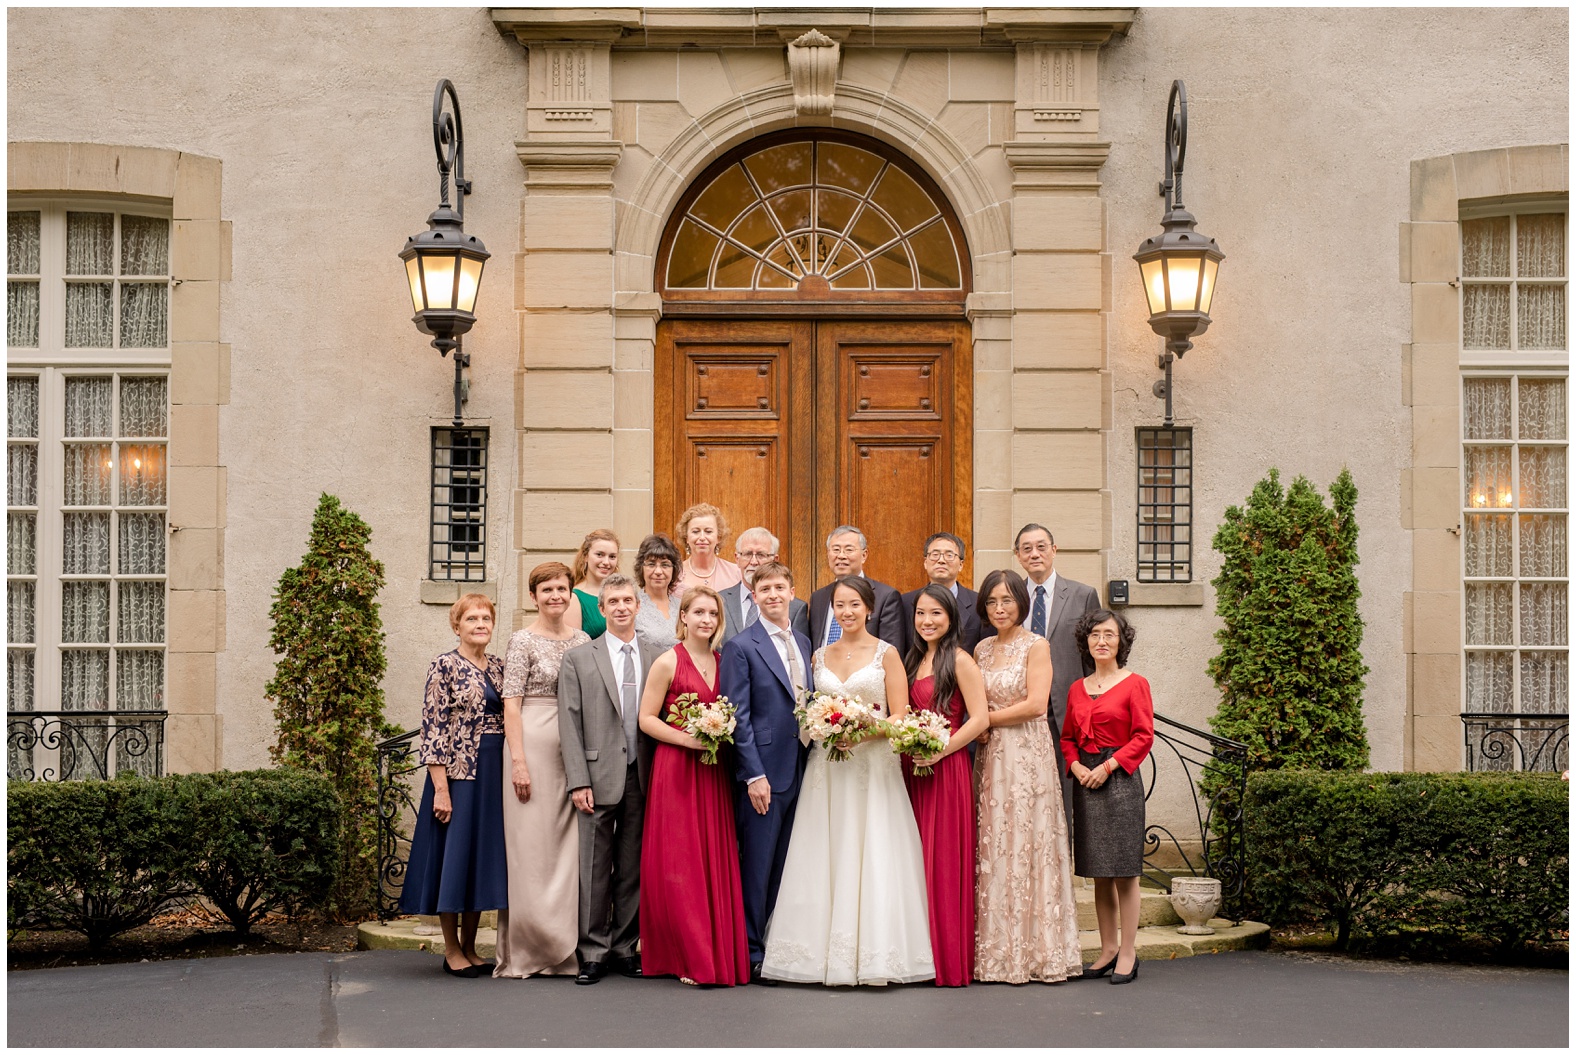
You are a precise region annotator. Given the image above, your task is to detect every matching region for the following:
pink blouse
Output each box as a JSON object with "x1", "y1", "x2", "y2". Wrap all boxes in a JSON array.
[{"x1": 1060, "y1": 672, "x2": 1155, "y2": 776}]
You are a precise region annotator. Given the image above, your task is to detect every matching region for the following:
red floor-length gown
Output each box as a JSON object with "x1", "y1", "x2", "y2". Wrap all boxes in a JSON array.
[
  {"x1": 639, "y1": 645, "x2": 751, "y2": 986},
  {"x1": 903, "y1": 676, "x2": 977, "y2": 986}
]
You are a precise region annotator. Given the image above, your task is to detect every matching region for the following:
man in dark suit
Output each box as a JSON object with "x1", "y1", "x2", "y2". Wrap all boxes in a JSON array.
[
  {"x1": 718, "y1": 526, "x2": 808, "y2": 648},
  {"x1": 806, "y1": 525, "x2": 906, "y2": 653},
  {"x1": 1014, "y1": 523, "x2": 1101, "y2": 826},
  {"x1": 557, "y1": 574, "x2": 666, "y2": 985},
  {"x1": 901, "y1": 531, "x2": 983, "y2": 654},
  {"x1": 719, "y1": 560, "x2": 811, "y2": 985}
]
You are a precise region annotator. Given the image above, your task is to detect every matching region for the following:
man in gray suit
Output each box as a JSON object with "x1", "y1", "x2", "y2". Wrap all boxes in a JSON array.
[
  {"x1": 1014, "y1": 523, "x2": 1100, "y2": 824},
  {"x1": 558, "y1": 574, "x2": 666, "y2": 984},
  {"x1": 718, "y1": 526, "x2": 808, "y2": 648}
]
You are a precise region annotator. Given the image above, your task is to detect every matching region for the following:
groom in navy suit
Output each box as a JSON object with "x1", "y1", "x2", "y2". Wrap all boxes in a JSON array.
[{"x1": 719, "y1": 560, "x2": 811, "y2": 986}]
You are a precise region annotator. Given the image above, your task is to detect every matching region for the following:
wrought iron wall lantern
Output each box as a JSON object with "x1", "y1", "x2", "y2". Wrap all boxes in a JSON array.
[
  {"x1": 401, "y1": 79, "x2": 489, "y2": 426},
  {"x1": 1134, "y1": 80, "x2": 1224, "y2": 427}
]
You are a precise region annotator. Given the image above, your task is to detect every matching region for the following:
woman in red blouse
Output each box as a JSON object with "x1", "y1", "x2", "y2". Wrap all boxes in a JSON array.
[{"x1": 1060, "y1": 608, "x2": 1154, "y2": 985}]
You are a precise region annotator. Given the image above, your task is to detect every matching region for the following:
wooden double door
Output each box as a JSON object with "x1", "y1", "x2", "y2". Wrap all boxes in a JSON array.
[{"x1": 656, "y1": 318, "x2": 972, "y2": 595}]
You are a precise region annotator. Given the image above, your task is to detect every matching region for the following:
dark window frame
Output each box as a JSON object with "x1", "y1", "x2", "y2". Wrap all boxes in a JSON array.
[
  {"x1": 429, "y1": 427, "x2": 489, "y2": 583},
  {"x1": 1136, "y1": 426, "x2": 1193, "y2": 583}
]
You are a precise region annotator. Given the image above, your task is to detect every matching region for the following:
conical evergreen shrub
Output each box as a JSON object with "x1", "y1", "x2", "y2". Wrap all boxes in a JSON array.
[
  {"x1": 266, "y1": 493, "x2": 391, "y2": 918},
  {"x1": 1202, "y1": 468, "x2": 1371, "y2": 899}
]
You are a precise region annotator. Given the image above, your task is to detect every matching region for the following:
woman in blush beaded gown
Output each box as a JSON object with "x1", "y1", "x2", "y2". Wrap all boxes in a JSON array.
[{"x1": 971, "y1": 569, "x2": 1082, "y2": 985}]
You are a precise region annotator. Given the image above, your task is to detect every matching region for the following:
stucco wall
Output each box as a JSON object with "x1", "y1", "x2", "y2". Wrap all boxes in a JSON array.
[
  {"x1": 8, "y1": 7, "x2": 530, "y2": 764},
  {"x1": 1097, "y1": 6, "x2": 1568, "y2": 768}
]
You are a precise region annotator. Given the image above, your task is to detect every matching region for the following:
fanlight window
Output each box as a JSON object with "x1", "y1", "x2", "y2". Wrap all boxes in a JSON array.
[{"x1": 663, "y1": 136, "x2": 964, "y2": 296}]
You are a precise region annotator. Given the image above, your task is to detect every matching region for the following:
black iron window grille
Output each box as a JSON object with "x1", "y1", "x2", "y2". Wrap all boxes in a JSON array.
[
  {"x1": 1137, "y1": 426, "x2": 1193, "y2": 582},
  {"x1": 430, "y1": 427, "x2": 488, "y2": 582}
]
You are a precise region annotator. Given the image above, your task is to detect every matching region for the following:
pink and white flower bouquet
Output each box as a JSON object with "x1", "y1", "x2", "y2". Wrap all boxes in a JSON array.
[
  {"x1": 665, "y1": 692, "x2": 737, "y2": 765},
  {"x1": 885, "y1": 708, "x2": 952, "y2": 776},
  {"x1": 794, "y1": 689, "x2": 880, "y2": 762}
]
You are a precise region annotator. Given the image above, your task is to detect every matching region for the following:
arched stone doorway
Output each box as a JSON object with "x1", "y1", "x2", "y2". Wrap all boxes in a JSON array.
[{"x1": 653, "y1": 130, "x2": 974, "y2": 592}]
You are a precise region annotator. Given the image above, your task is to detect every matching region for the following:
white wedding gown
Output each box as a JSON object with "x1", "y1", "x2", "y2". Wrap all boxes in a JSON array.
[{"x1": 761, "y1": 640, "x2": 935, "y2": 985}]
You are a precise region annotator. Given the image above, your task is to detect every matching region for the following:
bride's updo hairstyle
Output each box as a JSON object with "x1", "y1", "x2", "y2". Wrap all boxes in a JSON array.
[{"x1": 831, "y1": 574, "x2": 876, "y2": 612}]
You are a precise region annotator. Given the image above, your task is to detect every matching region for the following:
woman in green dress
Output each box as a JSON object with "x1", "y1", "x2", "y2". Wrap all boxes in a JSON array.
[{"x1": 566, "y1": 528, "x2": 620, "y2": 639}]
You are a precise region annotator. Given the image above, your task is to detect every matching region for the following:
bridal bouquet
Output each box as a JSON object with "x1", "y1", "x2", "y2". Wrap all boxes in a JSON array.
[
  {"x1": 665, "y1": 692, "x2": 737, "y2": 766},
  {"x1": 795, "y1": 690, "x2": 879, "y2": 762},
  {"x1": 885, "y1": 709, "x2": 952, "y2": 776}
]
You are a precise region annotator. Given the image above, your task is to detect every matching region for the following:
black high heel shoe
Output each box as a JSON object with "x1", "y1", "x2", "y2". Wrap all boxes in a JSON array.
[
  {"x1": 443, "y1": 961, "x2": 482, "y2": 979},
  {"x1": 1079, "y1": 958, "x2": 1117, "y2": 979},
  {"x1": 1109, "y1": 958, "x2": 1139, "y2": 985}
]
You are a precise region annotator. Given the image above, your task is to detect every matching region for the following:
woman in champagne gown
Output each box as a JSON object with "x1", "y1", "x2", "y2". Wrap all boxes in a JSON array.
[
  {"x1": 903, "y1": 585, "x2": 991, "y2": 986},
  {"x1": 972, "y1": 569, "x2": 1082, "y2": 984},
  {"x1": 494, "y1": 563, "x2": 589, "y2": 979},
  {"x1": 762, "y1": 575, "x2": 934, "y2": 986},
  {"x1": 636, "y1": 586, "x2": 751, "y2": 986}
]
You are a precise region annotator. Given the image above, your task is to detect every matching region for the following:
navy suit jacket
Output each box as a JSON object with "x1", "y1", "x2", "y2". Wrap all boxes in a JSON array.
[
  {"x1": 902, "y1": 583, "x2": 984, "y2": 656},
  {"x1": 808, "y1": 577, "x2": 906, "y2": 655},
  {"x1": 720, "y1": 619, "x2": 811, "y2": 796}
]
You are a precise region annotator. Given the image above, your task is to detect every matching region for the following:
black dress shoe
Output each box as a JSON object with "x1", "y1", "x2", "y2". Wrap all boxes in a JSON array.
[
  {"x1": 1109, "y1": 959, "x2": 1139, "y2": 985},
  {"x1": 576, "y1": 961, "x2": 606, "y2": 985},
  {"x1": 443, "y1": 961, "x2": 482, "y2": 979},
  {"x1": 1079, "y1": 959, "x2": 1117, "y2": 980},
  {"x1": 611, "y1": 954, "x2": 642, "y2": 977},
  {"x1": 750, "y1": 962, "x2": 778, "y2": 987}
]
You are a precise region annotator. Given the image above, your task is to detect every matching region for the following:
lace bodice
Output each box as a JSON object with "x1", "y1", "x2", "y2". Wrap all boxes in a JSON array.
[
  {"x1": 812, "y1": 639, "x2": 892, "y2": 716},
  {"x1": 974, "y1": 632, "x2": 1039, "y2": 713},
  {"x1": 500, "y1": 628, "x2": 591, "y2": 698}
]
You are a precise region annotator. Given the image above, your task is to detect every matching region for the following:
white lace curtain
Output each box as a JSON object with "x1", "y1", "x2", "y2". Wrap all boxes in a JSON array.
[
  {"x1": 8, "y1": 210, "x2": 40, "y2": 347},
  {"x1": 1463, "y1": 374, "x2": 1568, "y2": 719},
  {"x1": 1462, "y1": 213, "x2": 1566, "y2": 350}
]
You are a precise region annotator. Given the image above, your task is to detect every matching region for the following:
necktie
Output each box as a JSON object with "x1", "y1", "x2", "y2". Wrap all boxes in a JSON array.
[
  {"x1": 1031, "y1": 585, "x2": 1047, "y2": 637},
  {"x1": 827, "y1": 615, "x2": 842, "y2": 645},
  {"x1": 782, "y1": 631, "x2": 804, "y2": 693},
  {"x1": 743, "y1": 593, "x2": 758, "y2": 628},
  {"x1": 619, "y1": 643, "x2": 639, "y2": 760}
]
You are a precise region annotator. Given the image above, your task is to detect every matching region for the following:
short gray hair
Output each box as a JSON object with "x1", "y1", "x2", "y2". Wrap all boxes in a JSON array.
[
  {"x1": 826, "y1": 525, "x2": 867, "y2": 549},
  {"x1": 598, "y1": 573, "x2": 638, "y2": 604},
  {"x1": 737, "y1": 526, "x2": 779, "y2": 553}
]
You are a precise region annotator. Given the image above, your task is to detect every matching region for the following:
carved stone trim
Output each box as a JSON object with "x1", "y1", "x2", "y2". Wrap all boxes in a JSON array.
[{"x1": 787, "y1": 29, "x2": 839, "y2": 116}]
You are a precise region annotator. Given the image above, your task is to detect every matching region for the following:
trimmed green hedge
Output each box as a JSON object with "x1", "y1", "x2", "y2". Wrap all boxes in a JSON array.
[
  {"x1": 8, "y1": 768, "x2": 340, "y2": 948},
  {"x1": 1245, "y1": 770, "x2": 1569, "y2": 951}
]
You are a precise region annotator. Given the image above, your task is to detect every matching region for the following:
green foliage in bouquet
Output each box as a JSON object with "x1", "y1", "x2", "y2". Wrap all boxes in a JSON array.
[{"x1": 266, "y1": 493, "x2": 393, "y2": 919}]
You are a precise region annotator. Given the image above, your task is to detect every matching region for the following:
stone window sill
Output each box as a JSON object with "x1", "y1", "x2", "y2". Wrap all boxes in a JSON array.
[{"x1": 420, "y1": 580, "x2": 498, "y2": 605}]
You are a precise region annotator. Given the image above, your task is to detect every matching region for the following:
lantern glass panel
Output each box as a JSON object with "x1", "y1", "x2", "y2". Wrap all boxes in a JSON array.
[
  {"x1": 405, "y1": 256, "x2": 424, "y2": 314},
  {"x1": 1166, "y1": 253, "x2": 1204, "y2": 312},
  {"x1": 420, "y1": 253, "x2": 457, "y2": 311},
  {"x1": 1199, "y1": 256, "x2": 1220, "y2": 315},
  {"x1": 1140, "y1": 258, "x2": 1167, "y2": 316},
  {"x1": 457, "y1": 256, "x2": 485, "y2": 314}
]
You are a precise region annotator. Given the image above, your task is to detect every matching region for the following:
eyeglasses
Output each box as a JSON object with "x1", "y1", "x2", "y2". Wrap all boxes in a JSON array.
[
  {"x1": 924, "y1": 549, "x2": 960, "y2": 562},
  {"x1": 736, "y1": 550, "x2": 774, "y2": 561},
  {"x1": 641, "y1": 559, "x2": 673, "y2": 570},
  {"x1": 828, "y1": 545, "x2": 862, "y2": 557},
  {"x1": 1088, "y1": 631, "x2": 1121, "y2": 642},
  {"x1": 1017, "y1": 542, "x2": 1054, "y2": 555},
  {"x1": 983, "y1": 598, "x2": 1017, "y2": 609}
]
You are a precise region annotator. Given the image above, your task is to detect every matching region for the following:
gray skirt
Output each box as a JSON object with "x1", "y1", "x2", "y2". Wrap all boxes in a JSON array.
[{"x1": 1070, "y1": 747, "x2": 1146, "y2": 878}]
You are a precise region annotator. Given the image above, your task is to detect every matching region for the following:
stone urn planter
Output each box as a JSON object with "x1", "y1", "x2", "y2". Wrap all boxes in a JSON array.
[{"x1": 1170, "y1": 876, "x2": 1223, "y2": 935}]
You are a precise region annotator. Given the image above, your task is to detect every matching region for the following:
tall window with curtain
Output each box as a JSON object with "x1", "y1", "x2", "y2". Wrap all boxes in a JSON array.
[
  {"x1": 1460, "y1": 207, "x2": 1568, "y2": 770},
  {"x1": 8, "y1": 201, "x2": 170, "y2": 779}
]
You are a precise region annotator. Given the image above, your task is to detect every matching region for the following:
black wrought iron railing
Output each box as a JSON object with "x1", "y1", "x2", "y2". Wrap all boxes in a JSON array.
[
  {"x1": 1461, "y1": 712, "x2": 1568, "y2": 773},
  {"x1": 7, "y1": 710, "x2": 166, "y2": 781},
  {"x1": 375, "y1": 728, "x2": 423, "y2": 920},
  {"x1": 1138, "y1": 712, "x2": 1249, "y2": 905}
]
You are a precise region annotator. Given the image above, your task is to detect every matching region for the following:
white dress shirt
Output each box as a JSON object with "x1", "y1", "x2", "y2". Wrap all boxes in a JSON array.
[
  {"x1": 1020, "y1": 569, "x2": 1058, "y2": 632},
  {"x1": 603, "y1": 630, "x2": 645, "y2": 713}
]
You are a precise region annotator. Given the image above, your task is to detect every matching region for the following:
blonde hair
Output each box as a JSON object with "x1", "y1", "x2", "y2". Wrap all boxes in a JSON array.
[
  {"x1": 572, "y1": 529, "x2": 620, "y2": 586},
  {"x1": 448, "y1": 593, "x2": 496, "y2": 632},
  {"x1": 676, "y1": 584, "x2": 725, "y2": 651},
  {"x1": 675, "y1": 503, "x2": 729, "y2": 556}
]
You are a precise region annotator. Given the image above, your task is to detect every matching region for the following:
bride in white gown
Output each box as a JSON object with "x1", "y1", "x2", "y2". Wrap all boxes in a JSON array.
[{"x1": 762, "y1": 576, "x2": 935, "y2": 986}]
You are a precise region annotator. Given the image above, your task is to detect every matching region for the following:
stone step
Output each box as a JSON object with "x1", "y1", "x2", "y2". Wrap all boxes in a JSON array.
[
  {"x1": 359, "y1": 914, "x2": 1269, "y2": 964},
  {"x1": 1073, "y1": 882, "x2": 1182, "y2": 930}
]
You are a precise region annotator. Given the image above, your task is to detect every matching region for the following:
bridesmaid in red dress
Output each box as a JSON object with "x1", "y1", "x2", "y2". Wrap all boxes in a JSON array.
[
  {"x1": 902, "y1": 584, "x2": 991, "y2": 986},
  {"x1": 636, "y1": 584, "x2": 751, "y2": 986}
]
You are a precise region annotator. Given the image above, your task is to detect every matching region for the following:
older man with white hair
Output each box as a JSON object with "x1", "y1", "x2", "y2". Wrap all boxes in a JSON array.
[
  {"x1": 718, "y1": 527, "x2": 809, "y2": 648},
  {"x1": 806, "y1": 525, "x2": 906, "y2": 653}
]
